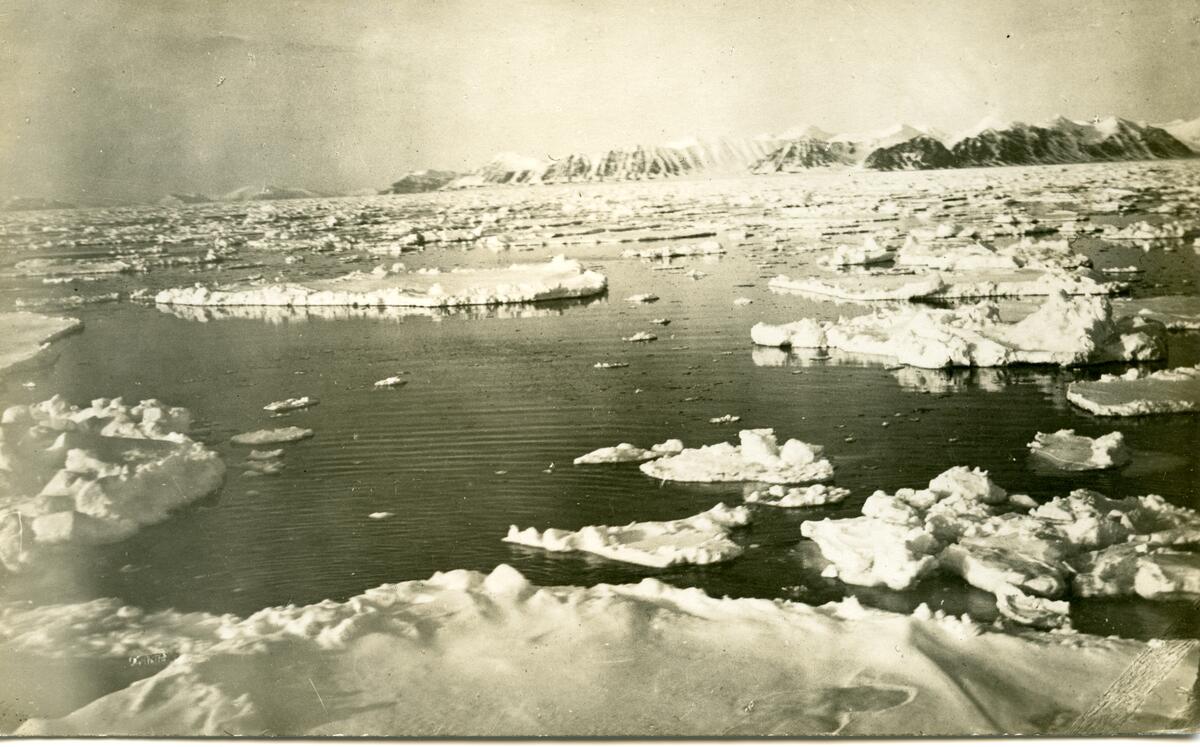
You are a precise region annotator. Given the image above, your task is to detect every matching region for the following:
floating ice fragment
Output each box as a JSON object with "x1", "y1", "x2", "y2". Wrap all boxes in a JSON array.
[
  {"x1": 625, "y1": 293, "x2": 659, "y2": 303},
  {"x1": 504, "y1": 503, "x2": 749, "y2": 567},
  {"x1": 368, "y1": 512, "x2": 394, "y2": 520},
  {"x1": 623, "y1": 331, "x2": 657, "y2": 342},
  {"x1": 1028, "y1": 430, "x2": 1129, "y2": 470},
  {"x1": 744, "y1": 484, "x2": 849, "y2": 507},
  {"x1": 592, "y1": 361, "x2": 629, "y2": 369},
  {"x1": 263, "y1": 396, "x2": 318, "y2": 413},
  {"x1": 230, "y1": 427, "x2": 314, "y2": 445},
  {"x1": 732, "y1": 297, "x2": 753, "y2": 306},
  {"x1": 1066, "y1": 365, "x2": 1200, "y2": 415},
  {"x1": 573, "y1": 440, "x2": 684, "y2": 465},
  {"x1": 0, "y1": 312, "x2": 84, "y2": 376},
  {"x1": 641, "y1": 429, "x2": 833, "y2": 484},
  {"x1": 708, "y1": 414, "x2": 741, "y2": 424},
  {"x1": 247, "y1": 449, "x2": 284, "y2": 461},
  {"x1": 373, "y1": 376, "x2": 407, "y2": 387}
]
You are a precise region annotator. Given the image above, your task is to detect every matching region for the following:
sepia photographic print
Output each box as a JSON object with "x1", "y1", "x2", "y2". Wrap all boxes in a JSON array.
[{"x1": 2, "y1": 0, "x2": 1200, "y2": 738}]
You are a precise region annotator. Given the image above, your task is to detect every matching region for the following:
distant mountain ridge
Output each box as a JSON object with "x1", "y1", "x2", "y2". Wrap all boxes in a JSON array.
[{"x1": 436, "y1": 114, "x2": 1197, "y2": 188}]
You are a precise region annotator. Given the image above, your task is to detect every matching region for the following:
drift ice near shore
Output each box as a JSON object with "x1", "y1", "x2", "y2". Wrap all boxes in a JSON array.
[
  {"x1": 1066, "y1": 365, "x2": 1200, "y2": 415},
  {"x1": 0, "y1": 396, "x2": 225, "y2": 573},
  {"x1": 0, "y1": 312, "x2": 83, "y2": 376},
  {"x1": 751, "y1": 292, "x2": 1165, "y2": 369},
  {"x1": 768, "y1": 266, "x2": 1124, "y2": 302},
  {"x1": 640, "y1": 429, "x2": 833, "y2": 484},
  {"x1": 3, "y1": 565, "x2": 1195, "y2": 736},
  {"x1": 1028, "y1": 430, "x2": 1130, "y2": 471},
  {"x1": 154, "y1": 256, "x2": 607, "y2": 308},
  {"x1": 504, "y1": 503, "x2": 750, "y2": 567},
  {"x1": 801, "y1": 466, "x2": 1200, "y2": 627}
]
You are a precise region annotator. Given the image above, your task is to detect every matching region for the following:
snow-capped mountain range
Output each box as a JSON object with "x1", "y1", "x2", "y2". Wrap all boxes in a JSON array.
[{"x1": 440, "y1": 114, "x2": 1198, "y2": 188}]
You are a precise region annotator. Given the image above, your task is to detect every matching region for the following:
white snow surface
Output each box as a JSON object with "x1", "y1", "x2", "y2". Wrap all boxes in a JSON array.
[
  {"x1": 230, "y1": 427, "x2": 314, "y2": 445},
  {"x1": 3, "y1": 564, "x2": 1194, "y2": 736},
  {"x1": 504, "y1": 503, "x2": 750, "y2": 568},
  {"x1": 572, "y1": 439, "x2": 684, "y2": 465},
  {"x1": 1066, "y1": 365, "x2": 1200, "y2": 415},
  {"x1": 752, "y1": 292, "x2": 1165, "y2": 369},
  {"x1": 154, "y1": 256, "x2": 607, "y2": 308},
  {"x1": 0, "y1": 312, "x2": 83, "y2": 375},
  {"x1": 745, "y1": 483, "x2": 850, "y2": 507},
  {"x1": 640, "y1": 429, "x2": 833, "y2": 484},
  {"x1": 1028, "y1": 430, "x2": 1130, "y2": 471},
  {"x1": 0, "y1": 396, "x2": 224, "y2": 572}
]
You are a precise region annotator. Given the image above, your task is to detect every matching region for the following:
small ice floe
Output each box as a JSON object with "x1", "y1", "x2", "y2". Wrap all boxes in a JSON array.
[
  {"x1": 621, "y1": 240, "x2": 725, "y2": 260},
  {"x1": 248, "y1": 449, "x2": 284, "y2": 460},
  {"x1": 768, "y1": 266, "x2": 1123, "y2": 302},
  {"x1": 623, "y1": 331, "x2": 657, "y2": 342},
  {"x1": 816, "y1": 236, "x2": 893, "y2": 268},
  {"x1": 0, "y1": 396, "x2": 224, "y2": 572},
  {"x1": 751, "y1": 292, "x2": 1165, "y2": 369},
  {"x1": 368, "y1": 512, "x2": 395, "y2": 520},
  {"x1": 231, "y1": 426, "x2": 315, "y2": 445},
  {"x1": 625, "y1": 293, "x2": 659, "y2": 303},
  {"x1": 573, "y1": 440, "x2": 684, "y2": 465},
  {"x1": 503, "y1": 503, "x2": 749, "y2": 567},
  {"x1": 593, "y1": 361, "x2": 630, "y2": 369},
  {"x1": 263, "y1": 396, "x2": 318, "y2": 413},
  {"x1": 1073, "y1": 542, "x2": 1200, "y2": 599},
  {"x1": 0, "y1": 312, "x2": 84, "y2": 376},
  {"x1": 1067, "y1": 365, "x2": 1200, "y2": 415},
  {"x1": 1112, "y1": 296, "x2": 1200, "y2": 330},
  {"x1": 708, "y1": 414, "x2": 741, "y2": 424},
  {"x1": 649, "y1": 318, "x2": 670, "y2": 325},
  {"x1": 373, "y1": 376, "x2": 407, "y2": 387},
  {"x1": 242, "y1": 459, "x2": 284, "y2": 477},
  {"x1": 1100, "y1": 266, "x2": 1142, "y2": 274},
  {"x1": 640, "y1": 428, "x2": 833, "y2": 484},
  {"x1": 744, "y1": 484, "x2": 850, "y2": 507},
  {"x1": 1028, "y1": 430, "x2": 1130, "y2": 471},
  {"x1": 732, "y1": 297, "x2": 753, "y2": 306}
]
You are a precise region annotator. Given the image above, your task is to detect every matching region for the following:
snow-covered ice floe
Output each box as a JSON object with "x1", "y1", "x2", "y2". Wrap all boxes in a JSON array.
[
  {"x1": 1067, "y1": 365, "x2": 1200, "y2": 415},
  {"x1": 1028, "y1": 430, "x2": 1129, "y2": 470},
  {"x1": 230, "y1": 426, "x2": 314, "y2": 445},
  {"x1": 640, "y1": 428, "x2": 833, "y2": 484},
  {"x1": 769, "y1": 267, "x2": 1123, "y2": 302},
  {"x1": 573, "y1": 439, "x2": 683, "y2": 465},
  {"x1": 817, "y1": 236, "x2": 893, "y2": 268},
  {"x1": 263, "y1": 396, "x2": 318, "y2": 413},
  {"x1": 504, "y1": 503, "x2": 749, "y2": 567},
  {"x1": 751, "y1": 292, "x2": 1164, "y2": 369},
  {"x1": 801, "y1": 466, "x2": 1200, "y2": 627},
  {"x1": 0, "y1": 396, "x2": 224, "y2": 572},
  {"x1": 1111, "y1": 295, "x2": 1200, "y2": 330},
  {"x1": 744, "y1": 484, "x2": 850, "y2": 507},
  {"x1": 154, "y1": 256, "x2": 607, "y2": 308},
  {"x1": 894, "y1": 236, "x2": 1090, "y2": 272},
  {"x1": 2, "y1": 565, "x2": 1195, "y2": 736},
  {"x1": 0, "y1": 312, "x2": 83, "y2": 375}
]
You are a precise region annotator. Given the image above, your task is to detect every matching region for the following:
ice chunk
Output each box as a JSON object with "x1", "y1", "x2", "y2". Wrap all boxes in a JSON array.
[
  {"x1": 769, "y1": 267, "x2": 1123, "y2": 302},
  {"x1": 373, "y1": 376, "x2": 407, "y2": 388},
  {"x1": 641, "y1": 429, "x2": 833, "y2": 484},
  {"x1": 504, "y1": 503, "x2": 749, "y2": 567},
  {"x1": 744, "y1": 484, "x2": 849, "y2": 507},
  {"x1": 938, "y1": 535, "x2": 1069, "y2": 598},
  {"x1": 754, "y1": 293, "x2": 1165, "y2": 369},
  {"x1": 817, "y1": 236, "x2": 893, "y2": 267},
  {"x1": 1112, "y1": 296, "x2": 1200, "y2": 330},
  {"x1": 592, "y1": 361, "x2": 629, "y2": 369},
  {"x1": 800, "y1": 517, "x2": 941, "y2": 589},
  {"x1": 992, "y1": 586, "x2": 1071, "y2": 630},
  {"x1": 622, "y1": 331, "x2": 657, "y2": 342},
  {"x1": 1028, "y1": 430, "x2": 1129, "y2": 470},
  {"x1": 247, "y1": 449, "x2": 283, "y2": 461},
  {"x1": 625, "y1": 293, "x2": 659, "y2": 303},
  {"x1": 0, "y1": 396, "x2": 224, "y2": 572},
  {"x1": 155, "y1": 256, "x2": 607, "y2": 308},
  {"x1": 263, "y1": 396, "x2": 318, "y2": 413},
  {"x1": 1067, "y1": 365, "x2": 1200, "y2": 415},
  {"x1": 708, "y1": 414, "x2": 740, "y2": 424},
  {"x1": 230, "y1": 427, "x2": 314, "y2": 445},
  {"x1": 0, "y1": 312, "x2": 83, "y2": 375},
  {"x1": 573, "y1": 440, "x2": 683, "y2": 465}
]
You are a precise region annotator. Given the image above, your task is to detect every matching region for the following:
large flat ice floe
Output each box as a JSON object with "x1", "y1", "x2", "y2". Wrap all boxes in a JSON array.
[
  {"x1": 769, "y1": 267, "x2": 1123, "y2": 302},
  {"x1": 801, "y1": 466, "x2": 1200, "y2": 627},
  {"x1": 0, "y1": 396, "x2": 225, "y2": 572},
  {"x1": 504, "y1": 503, "x2": 749, "y2": 567},
  {"x1": 154, "y1": 256, "x2": 607, "y2": 308},
  {"x1": 752, "y1": 292, "x2": 1165, "y2": 369},
  {"x1": 0, "y1": 312, "x2": 83, "y2": 375},
  {"x1": 640, "y1": 428, "x2": 834, "y2": 484},
  {"x1": 1067, "y1": 365, "x2": 1200, "y2": 415},
  {"x1": 3, "y1": 565, "x2": 1195, "y2": 736}
]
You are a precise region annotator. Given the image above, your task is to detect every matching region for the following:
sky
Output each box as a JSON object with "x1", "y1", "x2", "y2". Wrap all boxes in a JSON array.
[{"x1": 2, "y1": 0, "x2": 1199, "y2": 201}]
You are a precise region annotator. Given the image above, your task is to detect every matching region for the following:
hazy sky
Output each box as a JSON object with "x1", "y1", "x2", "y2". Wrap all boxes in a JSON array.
[{"x1": 3, "y1": 0, "x2": 1199, "y2": 200}]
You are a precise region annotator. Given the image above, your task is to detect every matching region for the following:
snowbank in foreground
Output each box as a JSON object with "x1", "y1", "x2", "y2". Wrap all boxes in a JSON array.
[
  {"x1": 640, "y1": 428, "x2": 833, "y2": 484},
  {"x1": 801, "y1": 466, "x2": 1200, "y2": 627},
  {"x1": 1029, "y1": 430, "x2": 1129, "y2": 470},
  {"x1": 768, "y1": 267, "x2": 1123, "y2": 302},
  {"x1": 154, "y1": 256, "x2": 607, "y2": 308},
  {"x1": 0, "y1": 396, "x2": 225, "y2": 572},
  {"x1": 1067, "y1": 365, "x2": 1200, "y2": 415},
  {"x1": 751, "y1": 292, "x2": 1165, "y2": 369},
  {"x1": 4, "y1": 565, "x2": 1195, "y2": 736},
  {"x1": 504, "y1": 503, "x2": 749, "y2": 567},
  {"x1": 0, "y1": 312, "x2": 83, "y2": 375}
]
